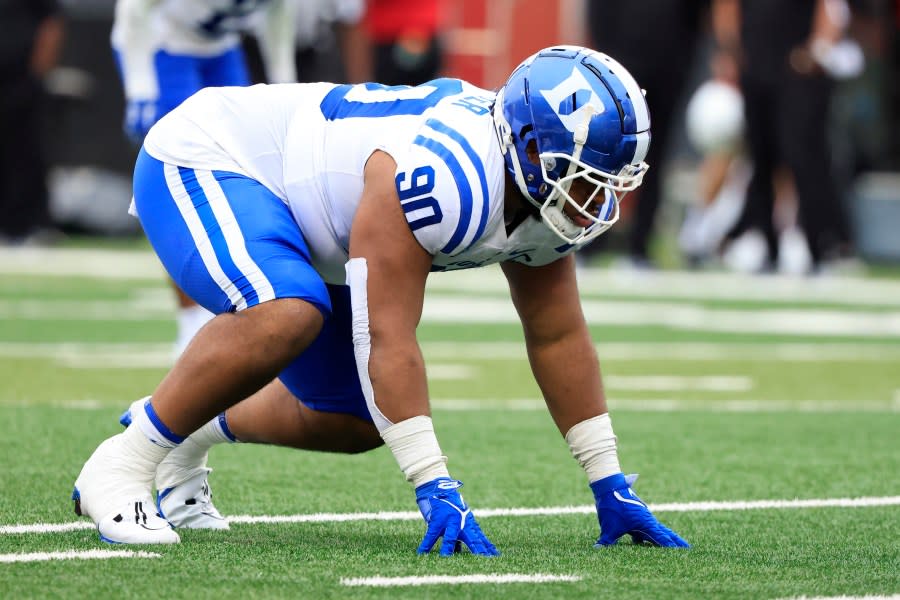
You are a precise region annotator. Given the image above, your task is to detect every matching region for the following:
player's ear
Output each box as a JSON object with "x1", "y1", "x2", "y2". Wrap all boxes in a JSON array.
[{"x1": 525, "y1": 139, "x2": 540, "y2": 166}]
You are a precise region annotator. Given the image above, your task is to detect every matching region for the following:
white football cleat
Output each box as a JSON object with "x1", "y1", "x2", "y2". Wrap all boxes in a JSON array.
[
  {"x1": 157, "y1": 470, "x2": 229, "y2": 530},
  {"x1": 95, "y1": 500, "x2": 180, "y2": 544},
  {"x1": 73, "y1": 434, "x2": 180, "y2": 544},
  {"x1": 121, "y1": 398, "x2": 229, "y2": 530}
]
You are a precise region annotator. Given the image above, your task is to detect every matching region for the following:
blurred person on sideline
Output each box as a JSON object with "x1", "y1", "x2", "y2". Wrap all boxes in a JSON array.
[
  {"x1": 71, "y1": 46, "x2": 690, "y2": 553},
  {"x1": 0, "y1": 0, "x2": 64, "y2": 245},
  {"x1": 587, "y1": 0, "x2": 709, "y2": 269},
  {"x1": 293, "y1": 0, "x2": 370, "y2": 83},
  {"x1": 677, "y1": 60, "x2": 752, "y2": 267},
  {"x1": 243, "y1": 0, "x2": 371, "y2": 84},
  {"x1": 111, "y1": 0, "x2": 299, "y2": 355},
  {"x1": 364, "y1": 0, "x2": 444, "y2": 85},
  {"x1": 714, "y1": 0, "x2": 863, "y2": 274}
]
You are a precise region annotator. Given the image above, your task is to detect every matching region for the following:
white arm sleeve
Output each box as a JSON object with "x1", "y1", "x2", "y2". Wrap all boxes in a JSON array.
[
  {"x1": 345, "y1": 257, "x2": 391, "y2": 431},
  {"x1": 345, "y1": 257, "x2": 450, "y2": 486},
  {"x1": 256, "y1": 0, "x2": 298, "y2": 83},
  {"x1": 111, "y1": 0, "x2": 161, "y2": 100}
]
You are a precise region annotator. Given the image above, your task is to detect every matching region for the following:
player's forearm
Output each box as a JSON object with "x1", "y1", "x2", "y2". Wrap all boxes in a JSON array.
[
  {"x1": 526, "y1": 325, "x2": 607, "y2": 435},
  {"x1": 528, "y1": 331, "x2": 622, "y2": 483},
  {"x1": 367, "y1": 336, "x2": 431, "y2": 423},
  {"x1": 368, "y1": 338, "x2": 452, "y2": 487}
]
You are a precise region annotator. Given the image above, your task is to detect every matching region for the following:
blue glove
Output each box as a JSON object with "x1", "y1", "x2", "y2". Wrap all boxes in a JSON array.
[
  {"x1": 124, "y1": 99, "x2": 158, "y2": 143},
  {"x1": 591, "y1": 473, "x2": 690, "y2": 548},
  {"x1": 415, "y1": 478, "x2": 499, "y2": 556}
]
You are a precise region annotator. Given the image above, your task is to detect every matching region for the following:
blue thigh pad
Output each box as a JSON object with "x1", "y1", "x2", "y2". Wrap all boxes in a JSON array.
[
  {"x1": 278, "y1": 284, "x2": 371, "y2": 422},
  {"x1": 132, "y1": 148, "x2": 330, "y2": 316}
]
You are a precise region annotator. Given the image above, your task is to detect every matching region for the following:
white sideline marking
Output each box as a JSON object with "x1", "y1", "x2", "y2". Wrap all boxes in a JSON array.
[
  {"x1": 0, "y1": 549, "x2": 160, "y2": 563},
  {"x1": 9, "y1": 294, "x2": 900, "y2": 338},
  {"x1": 431, "y1": 398, "x2": 899, "y2": 414},
  {"x1": 422, "y1": 297, "x2": 900, "y2": 338},
  {"x1": 6, "y1": 496, "x2": 896, "y2": 536},
  {"x1": 424, "y1": 363, "x2": 475, "y2": 380},
  {"x1": 340, "y1": 574, "x2": 582, "y2": 587},
  {"x1": 5, "y1": 247, "x2": 900, "y2": 307},
  {"x1": 4, "y1": 341, "x2": 900, "y2": 367},
  {"x1": 0, "y1": 522, "x2": 94, "y2": 534},
  {"x1": 426, "y1": 263, "x2": 900, "y2": 307},
  {"x1": 606, "y1": 375, "x2": 753, "y2": 392},
  {"x1": 0, "y1": 299, "x2": 172, "y2": 321},
  {"x1": 776, "y1": 596, "x2": 900, "y2": 600},
  {"x1": 423, "y1": 341, "x2": 900, "y2": 362}
]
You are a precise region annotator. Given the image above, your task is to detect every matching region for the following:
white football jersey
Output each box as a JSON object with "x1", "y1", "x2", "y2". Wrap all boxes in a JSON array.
[{"x1": 143, "y1": 80, "x2": 581, "y2": 284}]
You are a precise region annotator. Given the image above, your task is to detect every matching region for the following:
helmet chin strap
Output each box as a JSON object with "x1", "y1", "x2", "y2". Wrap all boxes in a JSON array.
[{"x1": 542, "y1": 203, "x2": 583, "y2": 238}]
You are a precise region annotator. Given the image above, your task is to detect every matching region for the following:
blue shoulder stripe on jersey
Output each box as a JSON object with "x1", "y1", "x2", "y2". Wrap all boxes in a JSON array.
[
  {"x1": 176, "y1": 167, "x2": 260, "y2": 308},
  {"x1": 424, "y1": 118, "x2": 490, "y2": 247},
  {"x1": 412, "y1": 135, "x2": 474, "y2": 255}
]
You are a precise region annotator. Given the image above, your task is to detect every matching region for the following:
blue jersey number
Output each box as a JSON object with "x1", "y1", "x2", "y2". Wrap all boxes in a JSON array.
[
  {"x1": 320, "y1": 79, "x2": 464, "y2": 120},
  {"x1": 397, "y1": 166, "x2": 443, "y2": 231}
]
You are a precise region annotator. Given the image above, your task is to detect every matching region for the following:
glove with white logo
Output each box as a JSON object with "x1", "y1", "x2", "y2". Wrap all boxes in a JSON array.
[
  {"x1": 124, "y1": 99, "x2": 158, "y2": 144},
  {"x1": 415, "y1": 478, "x2": 499, "y2": 556},
  {"x1": 591, "y1": 473, "x2": 690, "y2": 548}
]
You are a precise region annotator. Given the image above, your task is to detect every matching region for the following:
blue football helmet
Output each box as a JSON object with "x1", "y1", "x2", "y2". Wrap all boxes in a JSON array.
[{"x1": 493, "y1": 46, "x2": 651, "y2": 244}]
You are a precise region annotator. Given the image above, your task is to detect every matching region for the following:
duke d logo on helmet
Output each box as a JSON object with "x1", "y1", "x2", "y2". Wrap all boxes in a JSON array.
[{"x1": 539, "y1": 67, "x2": 606, "y2": 134}]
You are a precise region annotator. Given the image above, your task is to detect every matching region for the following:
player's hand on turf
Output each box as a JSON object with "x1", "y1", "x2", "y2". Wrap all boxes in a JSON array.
[
  {"x1": 591, "y1": 473, "x2": 690, "y2": 548},
  {"x1": 124, "y1": 99, "x2": 158, "y2": 143},
  {"x1": 415, "y1": 478, "x2": 499, "y2": 556}
]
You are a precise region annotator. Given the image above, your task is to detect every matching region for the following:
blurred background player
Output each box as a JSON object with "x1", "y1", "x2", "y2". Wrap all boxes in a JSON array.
[
  {"x1": 243, "y1": 0, "x2": 370, "y2": 84},
  {"x1": 714, "y1": 0, "x2": 862, "y2": 274},
  {"x1": 292, "y1": 0, "x2": 369, "y2": 83},
  {"x1": 0, "y1": 0, "x2": 64, "y2": 245},
  {"x1": 677, "y1": 40, "x2": 751, "y2": 266},
  {"x1": 586, "y1": 0, "x2": 709, "y2": 269},
  {"x1": 111, "y1": 0, "x2": 299, "y2": 356}
]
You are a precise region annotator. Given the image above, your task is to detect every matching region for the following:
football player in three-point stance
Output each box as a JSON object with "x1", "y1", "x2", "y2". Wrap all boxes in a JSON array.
[{"x1": 73, "y1": 46, "x2": 689, "y2": 553}]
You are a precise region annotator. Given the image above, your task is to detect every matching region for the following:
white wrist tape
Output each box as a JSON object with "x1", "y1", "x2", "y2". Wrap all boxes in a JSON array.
[
  {"x1": 345, "y1": 257, "x2": 392, "y2": 432},
  {"x1": 381, "y1": 416, "x2": 450, "y2": 488},
  {"x1": 565, "y1": 413, "x2": 621, "y2": 483}
]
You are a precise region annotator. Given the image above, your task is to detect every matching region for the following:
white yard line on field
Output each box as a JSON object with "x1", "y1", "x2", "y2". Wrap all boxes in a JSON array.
[
  {"x1": 431, "y1": 397, "x2": 898, "y2": 413},
  {"x1": 340, "y1": 574, "x2": 582, "y2": 587},
  {"x1": 776, "y1": 596, "x2": 900, "y2": 600},
  {"x1": 422, "y1": 341, "x2": 900, "y2": 362},
  {"x1": 428, "y1": 263, "x2": 900, "y2": 307},
  {"x1": 0, "y1": 299, "x2": 173, "y2": 321},
  {"x1": 4, "y1": 496, "x2": 898, "y2": 536},
  {"x1": 3, "y1": 341, "x2": 900, "y2": 366},
  {"x1": 0, "y1": 247, "x2": 165, "y2": 280},
  {"x1": 606, "y1": 375, "x2": 753, "y2": 392},
  {"x1": 422, "y1": 297, "x2": 900, "y2": 337},
  {"x1": 0, "y1": 549, "x2": 160, "y2": 563},
  {"x1": 7, "y1": 293, "x2": 900, "y2": 338},
  {"x1": 5, "y1": 247, "x2": 900, "y2": 307}
]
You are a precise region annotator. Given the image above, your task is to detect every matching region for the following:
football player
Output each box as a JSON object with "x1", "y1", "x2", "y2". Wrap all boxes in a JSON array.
[
  {"x1": 112, "y1": 0, "x2": 299, "y2": 356},
  {"x1": 73, "y1": 46, "x2": 689, "y2": 553}
]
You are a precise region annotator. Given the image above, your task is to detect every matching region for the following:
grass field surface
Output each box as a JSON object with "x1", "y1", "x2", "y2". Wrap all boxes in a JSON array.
[{"x1": 0, "y1": 244, "x2": 898, "y2": 599}]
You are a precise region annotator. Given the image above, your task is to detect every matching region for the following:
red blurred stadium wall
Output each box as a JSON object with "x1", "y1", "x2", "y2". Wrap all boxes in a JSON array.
[{"x1": 442, "y1": 0, "x2": 587, "y2": 89}]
